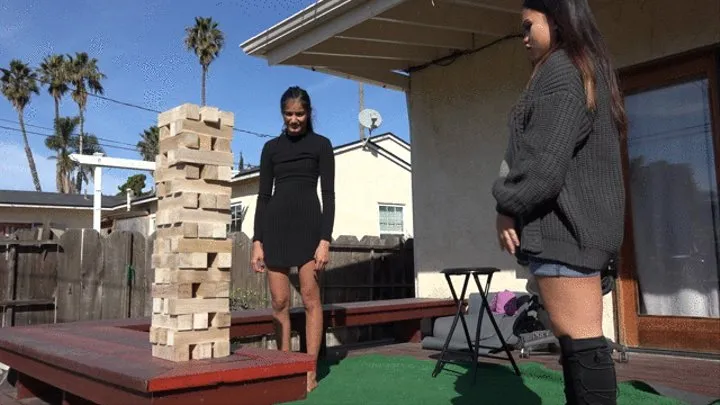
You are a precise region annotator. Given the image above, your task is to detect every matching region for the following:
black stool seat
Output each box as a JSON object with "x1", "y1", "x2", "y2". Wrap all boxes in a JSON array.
[
  {"x1": 441, "y1": 267, "x2": 500, "y2": 276},
  {"x1": 432, "y1": 266, "x2": 521, "y2": 381}
]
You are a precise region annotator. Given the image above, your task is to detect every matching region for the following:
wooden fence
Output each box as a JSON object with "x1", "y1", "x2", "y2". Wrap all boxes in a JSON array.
[{"x1": 0, "y1": 227, "x2": 414, "y2": 345}]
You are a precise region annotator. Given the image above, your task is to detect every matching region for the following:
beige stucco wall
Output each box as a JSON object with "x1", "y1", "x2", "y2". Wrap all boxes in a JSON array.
[
  {"x1": 0, "y1": 207, "x2": 94, "y2": 230},
  {"x1": 408, "y1": 0, "x2": 720, "y2": 340},
  {"x1": 231, "y1": 137, "x2": 414, "y2": 241}
]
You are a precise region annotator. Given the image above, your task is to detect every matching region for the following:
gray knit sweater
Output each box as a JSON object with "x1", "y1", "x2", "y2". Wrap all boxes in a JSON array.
[{"x1": 492, "y1": 49, "x2": 625, "y2": 270}]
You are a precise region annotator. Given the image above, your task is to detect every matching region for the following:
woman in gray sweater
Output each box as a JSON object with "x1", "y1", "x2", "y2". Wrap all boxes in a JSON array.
[{"x1": 492, "y1": 0, "x2": 626, "y2": 404}]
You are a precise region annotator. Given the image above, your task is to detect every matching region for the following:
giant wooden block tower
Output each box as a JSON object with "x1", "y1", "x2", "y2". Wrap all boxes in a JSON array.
[{"x1": 150, "y1": 103, "x2": 235, "y2": 361}]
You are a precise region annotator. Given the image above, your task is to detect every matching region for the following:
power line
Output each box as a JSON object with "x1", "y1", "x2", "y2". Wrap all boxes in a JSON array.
[
  {"x1": 0, "y1": 124, "x2": 138, "y2": 153},
  {"x1": 30, "y1": 74, "x2": 276, "y2": 138},
  {"x1": 0, "y1": 118, "x2": 138, "y2": 147}
]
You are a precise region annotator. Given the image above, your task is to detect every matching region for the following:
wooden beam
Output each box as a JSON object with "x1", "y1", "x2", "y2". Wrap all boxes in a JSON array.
[
  {"x1": 284, "y1": 53, "x2": 414, "y2": 70},
  {"x1": 374, "y1": 0, "x2": 520, "y2": 37},
  {"x1": 305, "y1": 66, "x2": 409, "y2": 91},
  {"x1": 337, "y1": 19, "x2": 476, "y2": 50},
  {"x1": 265, "y1": 0, "x2": 412, "y2": 65},
  {"x1": 440, "y1": 0, "x2": 522, "y2": 15},
  {"x1": 305, "y1": 37, "x2": 448, "y2": 61}
]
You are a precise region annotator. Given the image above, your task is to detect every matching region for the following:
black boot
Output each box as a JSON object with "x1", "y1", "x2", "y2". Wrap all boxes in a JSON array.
[{"x1": 558, "y1": 335, "x2": 617, "y2": 405}]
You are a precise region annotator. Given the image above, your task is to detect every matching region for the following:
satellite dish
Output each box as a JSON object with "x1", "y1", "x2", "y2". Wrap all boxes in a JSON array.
[{"x1": 358, "y1": 108, "x2": 382, "y2": 138}]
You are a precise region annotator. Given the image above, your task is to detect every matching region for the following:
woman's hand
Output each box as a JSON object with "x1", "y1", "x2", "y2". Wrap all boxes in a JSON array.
[
  {"x1": 496, "y1": 213, "x2": 520, "y2": 255},
  {"x1": 314, "y1": 240, "x2": 331, "y2": 271},
  {"x1": 251, "y1": 241, "x2": 265, "y2": 273}
]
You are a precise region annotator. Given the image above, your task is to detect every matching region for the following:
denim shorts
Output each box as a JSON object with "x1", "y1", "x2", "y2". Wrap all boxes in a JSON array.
[{"x1": 528, "y1": 259, "x2": 600, "y2": 278}]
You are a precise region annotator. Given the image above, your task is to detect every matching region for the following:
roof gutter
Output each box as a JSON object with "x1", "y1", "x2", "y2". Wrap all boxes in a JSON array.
[{"x1": 240, "y1": 0, "x2": 359, "y2": 56}]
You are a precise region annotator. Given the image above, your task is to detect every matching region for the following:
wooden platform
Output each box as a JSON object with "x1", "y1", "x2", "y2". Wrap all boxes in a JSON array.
[
  {"x1": 0, "y1": 298, "x2": 457, "y2": 405},
  {"x1": 0, "y1": 323, "x2": 313, "y2": 404}
]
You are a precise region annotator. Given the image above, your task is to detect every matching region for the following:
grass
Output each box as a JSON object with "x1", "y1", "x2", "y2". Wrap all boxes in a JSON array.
[{"x1": 284, "y1": 354, "x2": 691, "y2": 405}]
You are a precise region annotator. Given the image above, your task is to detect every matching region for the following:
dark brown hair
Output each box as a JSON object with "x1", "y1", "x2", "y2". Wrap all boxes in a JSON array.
[
  {"x1": 280, "y1": 86, "x2": 314, "y2": 133},
  {"x1": 523, "y1": 0, "x2": 627, "y2": 138}
]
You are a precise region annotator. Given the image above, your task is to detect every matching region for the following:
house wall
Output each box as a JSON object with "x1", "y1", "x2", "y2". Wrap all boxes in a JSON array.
[
  {"x1": 0, "y1": 207, "x2": 93, "y2": 232},
  {"x1": 407, "y1": 0, "x2": 720, "y2": 340},
  {"x1": 230, "y1": 137, "x2": 414, "y2": 240}
]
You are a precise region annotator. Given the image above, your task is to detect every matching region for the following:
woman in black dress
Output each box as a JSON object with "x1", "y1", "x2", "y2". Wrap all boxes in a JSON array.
[
  {"x1": 251, "y1": 86, "x2": 335, "y2": 392},
  {"x1": 493, "y1": 0, "x2": 626, "y2": 403}
]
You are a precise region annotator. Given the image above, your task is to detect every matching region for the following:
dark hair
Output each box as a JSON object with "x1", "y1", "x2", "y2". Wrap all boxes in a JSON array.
[
  {"x1": 280, "y1": 86, "x2": 314, "y2": 133},
  {"x1": 523, "y1": 0, "x2": 627, "y2": 139}
]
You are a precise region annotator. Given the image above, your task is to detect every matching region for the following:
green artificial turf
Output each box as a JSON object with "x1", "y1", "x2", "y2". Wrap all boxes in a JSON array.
[{"x1": 285, "y1": 354, "x2": 690, "y2": 405}]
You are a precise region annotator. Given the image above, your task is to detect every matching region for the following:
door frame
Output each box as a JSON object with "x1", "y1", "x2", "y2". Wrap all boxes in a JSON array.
[{"x1": 616, "y1": 45, "x2": 720, "y2": 353}]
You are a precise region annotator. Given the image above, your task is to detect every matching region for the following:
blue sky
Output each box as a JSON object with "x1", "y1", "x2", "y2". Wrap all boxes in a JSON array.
[{"x1": 0, "y1": 0, "x2": 409, "y2": 195}]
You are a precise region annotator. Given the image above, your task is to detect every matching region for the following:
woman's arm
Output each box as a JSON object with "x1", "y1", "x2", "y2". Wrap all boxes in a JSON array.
[
  {"x1": 492, "y1": 89, "x2": 589, "y2": 218},
  {"x1": 318, "y1": 137, "x2": 335, "y2": 242},
  {"x1": 252, "y1": 141, "x2": 274, "y2": 243}
]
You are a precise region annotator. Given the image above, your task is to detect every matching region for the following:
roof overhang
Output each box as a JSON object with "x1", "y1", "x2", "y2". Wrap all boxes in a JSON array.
[{"x1": 240, "y1": 0, "x2": 522, "y2": 91}]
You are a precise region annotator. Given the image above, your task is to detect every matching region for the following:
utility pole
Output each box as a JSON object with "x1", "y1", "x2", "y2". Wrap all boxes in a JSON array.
[{"x1": 358, "y1": 82, "x2": 365, "y2": 139}]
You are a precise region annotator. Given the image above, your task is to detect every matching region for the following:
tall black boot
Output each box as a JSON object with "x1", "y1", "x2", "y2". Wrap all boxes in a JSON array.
[{"x1": 558, "y1": 335, "x2": 617, "y2": 405}]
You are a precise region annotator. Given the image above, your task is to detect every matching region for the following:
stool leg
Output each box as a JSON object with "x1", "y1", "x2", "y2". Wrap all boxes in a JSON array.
[
  {"x1": 432, "y1": 274, "x2": 470, "y2": 378},
  {"x1": 470, "y1": 273, "x2": 491, "y2": 383},
  {"x1": 473, "y1": 273, "x2": 522, "y2": 376}
]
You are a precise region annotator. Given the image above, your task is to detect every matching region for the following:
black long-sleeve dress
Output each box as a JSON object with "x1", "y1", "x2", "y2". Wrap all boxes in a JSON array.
[{"x1": 252, "y1": 130, "x2": 335, "y2": 269}]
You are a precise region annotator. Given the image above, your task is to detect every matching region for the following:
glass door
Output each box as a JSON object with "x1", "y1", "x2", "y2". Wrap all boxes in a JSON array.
[{"x1": 617, "y1": 50, "x2": 720, "y2": 353}]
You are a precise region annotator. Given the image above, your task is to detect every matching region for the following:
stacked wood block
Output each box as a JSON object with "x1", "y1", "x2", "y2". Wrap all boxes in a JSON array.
[{"x1": 150, "y1": 103, "x2": 235, "y2": 362}]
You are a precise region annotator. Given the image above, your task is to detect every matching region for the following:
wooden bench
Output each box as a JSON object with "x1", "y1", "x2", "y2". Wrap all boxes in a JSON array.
[{"x1": 0, "y1": 298, "x2": 457, "y2": 405}]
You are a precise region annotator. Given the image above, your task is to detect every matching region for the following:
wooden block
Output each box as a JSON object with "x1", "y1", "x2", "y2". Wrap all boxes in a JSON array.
[
  {"x1": 199, "y1": 134, "x2": 212, "y2": 151},
  {"x1": 152, "y1": 314, "x2": 193, "y2": 330},
  {"x1": 158, "y1": 104, "x2": 201, "y2": 127},
  {"x1": 200, "y1": 106, "x2": 220, "y2": 124},
  {"x1": 166, "y1": 298, "x2": 229, "y2": 315},
  {"x1": 149, "y1": 326, "x2": 167, "y2": 344},
  {"x1": 209, "y1": 252, "x2": 232, "y2": 269},
  {"x1": 174, "y1": 239, "x2": 232, "y2": 253},
  {"x1": 201, "y1": 165, "x2": 219, "y2": 180},
  {"x1": 152, "y1": 298, "x2": 163, "y2": 313},
  {"x1": 219, "y1": 111, "x2": 234, "y2": 128},
  {"x1": 152, "y1": 343, "x2": 190, "y2": 362},
  {"x1": 195, "y1": 282, "x2": 231, "y2": 298},
  {"x1": 155, "y1": 224, "x2": 198, "y2": 240},
  {"x1": 198, "y1": 222, "x2": 225, "y2": 238},
  {"x1": 218, "y1": 166, "x2": 233, "y2": 182},
  {"x1": 156, "y1": 207, "x2": 230, "y2": 227},
  {"x1": 159, "y1": 132, "x2": 199, "y2": 153},
  {"x1": 163, "y1": 179, "x2": 231, "y2": 196},
  {"x1": 213, "y1": 340, "x2": 230, "y2": 358},
  {"x1": 167, "y1": 148, "x2": 234, "y2": 168},
  {"x1": 213, "y1": 138, "x2": 231, "y2": 153},
  {"x1": 182, "y1": 192, "x2": 199, "y2": 209},
  {"x1": 159, "y1": 126, "x2": 171, "y2": 141},
  {"x1": 199, "y1": 194, "x2": 217, "y2": 209},
  {"x1": 216, "y1": 194, "x2": 231, "y2": 210},
  {"x1": 210, "y1": 312, "x2": 231, "y2": 328},
  {"x1": 193, "y1": 313, "x2": 209, "y2": 330},
  {"x1": 192, "y1": 343, "x2": 213, "y2": 360},
  {"x1": 152, "y1": 252, "x2": 208, "y2": 269},
  {"x1": 171, "y1": 118, "x2": 233, "y2": 139},
  {"x1": 152, "y1": 283, "x2": 193, "y2": 299},
  {"x1": 166, "y1": 326, "x2": 228, "y2": 346},
  {"x1": 154, "y1": 268, "x2": 231, "y2": 284}
]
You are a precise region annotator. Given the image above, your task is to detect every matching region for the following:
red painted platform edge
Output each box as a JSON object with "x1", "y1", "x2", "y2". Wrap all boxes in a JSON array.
[{"x1": 147, "y1": 348, "x2": 316, "y2": 392}]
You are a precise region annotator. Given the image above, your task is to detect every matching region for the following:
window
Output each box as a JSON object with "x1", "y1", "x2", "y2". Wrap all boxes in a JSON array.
[
  {"x1": 379, "y1": 204, "x2": 404, "y2": 235},
  {"x1": 228, "y1": 203, "x2": 243, "y2": 233}
]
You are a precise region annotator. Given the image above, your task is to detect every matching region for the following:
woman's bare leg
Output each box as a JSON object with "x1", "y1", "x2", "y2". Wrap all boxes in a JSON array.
[
  {"x1": 298, "y1": 260, "x2": 323, "y2": 392},
  {"x1": 267, "y1": 268, "x2": 291, "y2": 351},
  {"x1": 536, "y1": 274, "x2": 616, "y2": 405}
]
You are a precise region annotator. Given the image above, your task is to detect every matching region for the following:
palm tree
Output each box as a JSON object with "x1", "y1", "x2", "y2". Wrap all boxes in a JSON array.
[
  {"x1": 136, "y1": 126, "x2": 159, "y2": 161},
  {"x1": 1, "y1": 60, "x2": 42, "y2": 191},
  {"x1": 66, "y1": 52, "x2": 105, "y2": 193},
  {"x1": 66, "y1": 52, "x2": 105, "y2": 157},
  {"x1": 45, "y1": 116, "x2": 80, "y2": 193},
  {"x1": 37, "y1": 54, "x2": 69, "y2": 125},
  {"x1": 184, "y1": 17, "x2": 225, "y2": 106}
]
